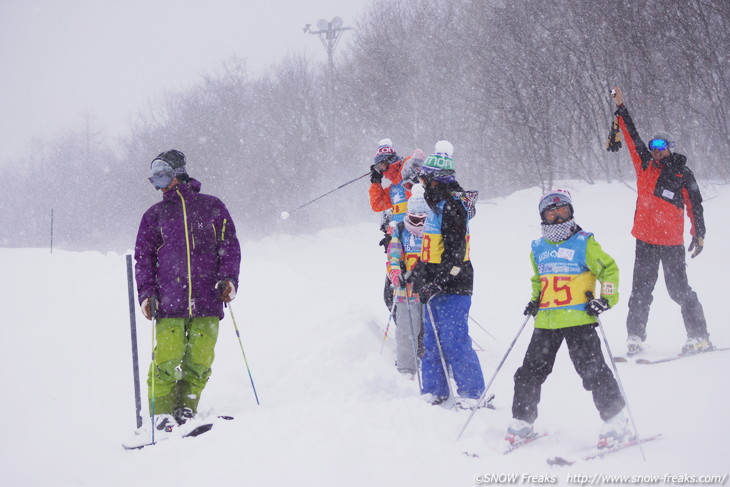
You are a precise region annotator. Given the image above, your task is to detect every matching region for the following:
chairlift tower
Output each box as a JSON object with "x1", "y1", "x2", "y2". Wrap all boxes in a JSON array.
[
  {"x1": 304, "y1": 17, "x2": 353, "y2": 72},
  {"x1": 304, "y1": 17, "x2": 353, "y2": 151}
]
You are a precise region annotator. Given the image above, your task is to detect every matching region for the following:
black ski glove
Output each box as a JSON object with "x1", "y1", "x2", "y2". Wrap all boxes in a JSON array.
[
  {"x1": 370, "y1": 164, "x2": 384, "y2": 184},
  {"x1": 523, "y1": 299, "x2": 540, "y2": 317},
  {"x1": 586, "y1": 297, "x2": 610, "y2": 316},
  {"x1": 688, "y1": 236, "x2": 704, "y2": 259},
  {"x1": 606, "y1": 119, "x2": 622, "y2": 152},
  {"x1": 378, "y1": 234, "x2": 391, "y2": 253}
]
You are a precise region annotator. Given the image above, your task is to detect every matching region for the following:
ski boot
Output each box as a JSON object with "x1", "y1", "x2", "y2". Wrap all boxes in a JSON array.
[
  {"x1": 455, "y1": 394, "x2": 495, "y2": 411},
  {"x1": 173, "y1": 407, "x2": 196, "y2": 425},
  {"x1": 505, "y1": 418, "x2": 534, "y2": 446},
  {"x1": 626, "y1": 335, "x2": 644, "y2": 356},
  {"x1": 422, "y1": 393, "x2": 448, "y2": 406},
  {"x1": 134, "y1": 413, "x2": 177, "y2": 437},
  {"x1": 598, "y1": 409, "x2": 629, "y2": 449},
  {"x1": 681, "y1": 336, "x2": 713, "y2": 355}
]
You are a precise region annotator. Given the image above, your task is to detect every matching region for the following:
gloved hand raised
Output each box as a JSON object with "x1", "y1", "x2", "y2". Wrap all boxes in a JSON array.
[
  {"x1": 688, "y1": 236, "x2": 704, "y2": 259},
  {"x1": 523, "y1": 299, "x2": 540, "y2": 317},
  {"x1": 370, "y1": 164, "x2": 384, "y2": 184}
]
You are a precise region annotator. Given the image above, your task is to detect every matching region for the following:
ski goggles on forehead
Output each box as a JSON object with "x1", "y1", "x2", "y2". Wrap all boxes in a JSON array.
[
  {"x1": 150, "y1": 158, "x2": 173, "y2": 176},
  {"x1": 648, "y1": 138, "x2": 669, "y2": 151}
]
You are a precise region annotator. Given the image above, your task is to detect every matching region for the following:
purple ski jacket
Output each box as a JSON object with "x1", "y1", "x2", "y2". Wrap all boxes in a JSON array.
[{"x1": 134, "y1": 179, "x2": 241, "y2": 319}]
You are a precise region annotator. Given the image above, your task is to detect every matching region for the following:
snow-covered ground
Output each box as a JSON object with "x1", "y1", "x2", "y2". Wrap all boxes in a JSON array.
[{"x1": 2, "y1": 181, "x2": 729, "y2": 486}]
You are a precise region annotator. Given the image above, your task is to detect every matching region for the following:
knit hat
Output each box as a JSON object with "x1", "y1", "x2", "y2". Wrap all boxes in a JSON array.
[
  {"x1": 373, "y1": 138, "x2": 397, "y2": 165},
  {"x1": 151, "y1": 149, "x2": 188, "y2": 178},
  {"x1": 539, "y1": 189, "x2": 573, "y2": 218},
  {"x1": 407, "y1": 184, "x2": 429, "y2": 215},
  {"x1": 419, "y1": 140, "x2": 455, "y2": 183}
]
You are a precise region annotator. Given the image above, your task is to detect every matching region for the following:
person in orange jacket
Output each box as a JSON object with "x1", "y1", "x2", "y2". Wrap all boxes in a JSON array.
[
  {"x1": 369, "y1": 139, "x2": 426, "y2": 312},
  {"x1": 611, "y1": 87, "x2": 711, "y2": 356},
  {"x1": 369, "y1": 139, "x2": 426, "y2": 223}
]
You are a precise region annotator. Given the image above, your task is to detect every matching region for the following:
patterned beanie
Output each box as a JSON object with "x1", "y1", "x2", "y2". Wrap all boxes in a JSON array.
[
  {"x1": 420, "y1": 140, "x2": 456, "y2": 183},
  {"x1": 374, "y1": 138, "x2": 398, "y2": 165},
  {"x1": 538, "y1": 189, "x2": 573, "y2": 216}
]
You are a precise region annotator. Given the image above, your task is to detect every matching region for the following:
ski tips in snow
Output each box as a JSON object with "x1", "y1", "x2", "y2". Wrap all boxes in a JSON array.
[
  {"x1": 122, "y1": 415, "x2": 234, "y2": 450},
  {"x1": 546, "y1": 433, "x2": 662, "y2": 465},
  {"x1": 636, "y1": 346, "x2": 728, "y2": 365}
]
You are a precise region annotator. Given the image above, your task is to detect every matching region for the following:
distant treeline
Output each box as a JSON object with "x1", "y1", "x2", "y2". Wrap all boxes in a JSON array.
[{"x1": 3, "y1": 0, "x2": 728, "y2": 251}]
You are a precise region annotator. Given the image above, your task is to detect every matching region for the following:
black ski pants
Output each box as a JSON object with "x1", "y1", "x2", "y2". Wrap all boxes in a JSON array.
[
  {"x1": 383, "y1": 274, "x2": 397, "y2": 322},
  {"x1": 512, "y1": 324, "x2": 625, "y2": 424},
  {"x1": 626, "y1": 239, "x2": 708, "y2": 342}
]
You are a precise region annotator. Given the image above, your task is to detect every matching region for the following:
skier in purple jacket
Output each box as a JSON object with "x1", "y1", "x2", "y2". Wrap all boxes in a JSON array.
[{"x1": 134, "y1": 149, "x2": 241, "y2": 433}]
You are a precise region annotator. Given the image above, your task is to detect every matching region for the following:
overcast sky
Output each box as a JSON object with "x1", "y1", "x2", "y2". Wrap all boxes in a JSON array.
[{"x1": 0, "y1": 0, "x2": 370, "y2": 162}]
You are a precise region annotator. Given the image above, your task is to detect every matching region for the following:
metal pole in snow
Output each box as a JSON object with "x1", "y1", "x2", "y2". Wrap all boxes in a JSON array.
[{"x1": 126, "y1": 255, "x2": 143, "y2": 429}]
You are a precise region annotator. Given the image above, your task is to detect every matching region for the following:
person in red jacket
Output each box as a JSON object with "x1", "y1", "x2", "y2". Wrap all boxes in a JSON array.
[{"x1": 611, "y1": 87, "x2": 711, "y2": 356}]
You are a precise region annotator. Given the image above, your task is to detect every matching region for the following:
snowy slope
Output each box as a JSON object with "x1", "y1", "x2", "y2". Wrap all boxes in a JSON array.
[{"x1": 2, "y1": 181, "x2": 729, "y2": 486}]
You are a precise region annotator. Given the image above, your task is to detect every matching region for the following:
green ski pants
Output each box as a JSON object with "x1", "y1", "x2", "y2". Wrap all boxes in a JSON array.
[{"x1": 147, "y1": 316, "x2": 219, "y2": 415}]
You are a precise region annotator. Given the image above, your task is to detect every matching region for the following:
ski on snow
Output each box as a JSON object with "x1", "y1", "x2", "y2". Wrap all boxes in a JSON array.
[
  {"x1": 635, "y1": 347, "x2": 729, "y2": 365},
  {"x1": 504, "y1": 432, "x2": 549, "y2": 455},
  {"x1": 123, "y1": 416, "x2": 234, "y2": 450},
  {"x1": 615, "y1": 346, "x2": 728, "y2": 364},
  {"x1": 546, "y1": 433, "x2": 663, "y2": 466},
  {"x1": 463, "y1": 433, "x2": 548, "y2": 458}
]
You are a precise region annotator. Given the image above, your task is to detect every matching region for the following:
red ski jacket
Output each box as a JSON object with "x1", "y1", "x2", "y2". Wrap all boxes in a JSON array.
[{"x1": 615, "y1": 105, "x2": 705, "y2": 246}]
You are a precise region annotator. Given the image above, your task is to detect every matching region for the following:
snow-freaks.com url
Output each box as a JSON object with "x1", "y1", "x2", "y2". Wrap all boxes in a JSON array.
[
  {"x1": 472, "y1": 473, "x2": 728, "y2": 485},
  {"x1": 564, "y1": 473, "x2": 728, "y2": 485}
]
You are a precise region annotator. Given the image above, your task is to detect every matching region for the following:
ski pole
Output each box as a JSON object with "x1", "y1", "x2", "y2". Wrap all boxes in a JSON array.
[
  {"x1": 149, "y1": 296, "x2": 157, "y2": 445},
  {"x1": 456, "y1": 313, "x2": 532, "y2": 441},
  {"x1": 380, "y1": 287, "x2": 398, "y2": 354},
  {"x1": 588, "y1": 293, "x2": 645, "y2": 460},
  {"x1": 404, "y1": 285, "x2": 423, "y2": 390},
  {"x1": 227, "y1": 303, "x2": 260, "y2": 405},
  {"x1": 469, "y1": 315, "x2": 496, "y2": 341},
  {"x1": 425, "y1": 294, "x2": 455, "y2": 399},
  {"x1": 280, "y1": 171, "x2": 370, "y2": 220},
  {"x1": 125, "y1": 255, "x2": 143, "y2": 429}
]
